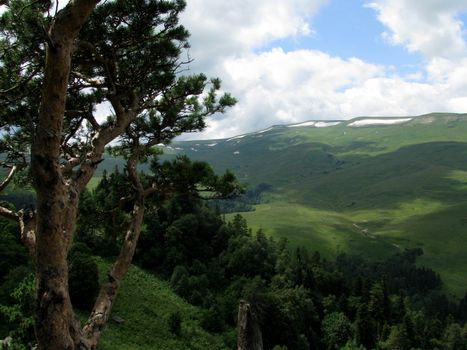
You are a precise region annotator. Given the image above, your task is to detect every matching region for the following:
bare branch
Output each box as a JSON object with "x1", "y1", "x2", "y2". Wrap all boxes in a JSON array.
[
  {"x1": 61, "y1": 156, "x2": 82, "y2": 176},
  {"x1": 0, "y1": 206, "x2": 37, "y2": 261},
  {"x1": 0, "y1": 164, "x2": 17, "y2": 192},
  {"x1": 18, "y1": 210, "x2": 36, "y2": 259},
  {"x1": 143, "y1": 184, "x2": 159, "y2": 198},
  {"x1": 70, "y1": 70, "x2": 106, "y2": 88},
  {"x1": 77, "y1": 40, "x2": 108, "y2": 65},
  {"x1": 71, "y1": 107, "x2": 137, "y2": 191},
  {"x1": 77, "y1": 40, "x2": 117, "y2": 93},
  {"x1": 0, "y1": 205, "x2": 20, "y2": 222}
]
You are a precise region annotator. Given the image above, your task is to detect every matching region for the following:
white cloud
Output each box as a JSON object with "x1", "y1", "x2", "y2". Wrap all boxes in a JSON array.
[
  {"x1": 180, "y1": 0, "x2": 327, "y2": 74},
  {"x1": 176, "y1": 1, "x2": 467, "y2": 140},
  {"x1": 367, "y1": 0, "x2": 467, "y2": 59},
  {"x1": 182, "y1": 0, "x2": 325, "y2": 49},
  {"x1": 191, "y1": 49, "x2": 467, "y2": 139}
]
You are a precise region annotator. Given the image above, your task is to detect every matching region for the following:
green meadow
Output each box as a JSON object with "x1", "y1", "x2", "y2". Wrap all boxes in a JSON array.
[{"x1": 96, "y1": 258, "x2": 229, "y2": 350}]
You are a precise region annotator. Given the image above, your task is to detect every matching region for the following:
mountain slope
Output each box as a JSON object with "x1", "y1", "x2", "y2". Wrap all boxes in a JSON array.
[{"x1": 167, "y1": 113, "x2": 467, "y2": 296}]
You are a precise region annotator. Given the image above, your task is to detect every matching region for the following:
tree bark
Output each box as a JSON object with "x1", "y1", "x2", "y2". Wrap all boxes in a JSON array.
[
  {"x1": 31, "y1": 1, "x2": 98, "y2": 349},
  {"x1": 237, "y1": 300, "x2": 263, "y2": 350}
]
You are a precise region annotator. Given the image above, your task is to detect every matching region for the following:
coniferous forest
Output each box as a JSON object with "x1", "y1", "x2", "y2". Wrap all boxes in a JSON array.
[{"x1": 2, "y1": 166, "x2": 467, "y2": 349}]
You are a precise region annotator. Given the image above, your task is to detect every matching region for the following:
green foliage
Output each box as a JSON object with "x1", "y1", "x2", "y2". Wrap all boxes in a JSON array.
[
  {"x1": 379, "y1": 325, "x2": 412, "y2": 350},
  {"x1": 340, "y1": 340, "x2": 365, "y2": 350},
  {"x1": 68, "y1": 244, "x2": 99, "y2": 311},
  {"x1": 200, "y1": 306, "x2": 225, "y2": 333},
  {"x1": 322, "y1": 312, "x2": 352, "y2": 349},
  {"x1": 354, "y1": 303, "x2": 375, "y2": 349},
  {"x1": 168, "y1": 311, "x2": 182, "y2": 337},
  {"x1": 170, "y1": 266, "x2": 190, "y2": 298},
  {"x1": 441, "y1": 323, "x2": 467, "y2": 350},
  {"x1": 0, "y1": 274, "x2": 35, "y2": 348},
  {"x1": 0, "y1": 266, "x2": 30, "y2": 306},
  {"x1": 223, "y1": 229, "x2": 277, "y2": 280},
  {"x1": 2, "y1": 178, "x2": 464, "y2": 349},
  {"x1": 0, "y1": 231, "x2": 28, "y2": 282},
  {"x1": 0, "y1": 217, "x2": 31, "y2": 345},
  {"x1": 84, "y1": 187, "x2": 464, "y2": 349}
]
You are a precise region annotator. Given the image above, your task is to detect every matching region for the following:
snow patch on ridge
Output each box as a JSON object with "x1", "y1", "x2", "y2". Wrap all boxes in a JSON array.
[
  {"x1": 256, "y1": 127, "x2": 273, "y2": 134},
  {"x1": 227, "y1": 134, "x2": 246, "y2": 141},
  {"x1": 288, "y1": 121, "x2": 341, "y2": 128},
  {"x1": 314, "y1": 121, "x2": 341, "y2": 128},
  {"x1": 288, "y1": 121, "x2": 316, "y2": 128},
  {"x1": 348, "y1": 118, "x2": 413, "y2": 127}
]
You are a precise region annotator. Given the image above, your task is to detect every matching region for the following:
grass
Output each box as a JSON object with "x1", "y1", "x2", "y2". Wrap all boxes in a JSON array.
[
  {"x1": 87, "y1": 176, "x2": 101, "y2": 190},
  {"x1": 227, "y1": 197, "x2": 467, "y2": 297},
  {"x1": 95, "y1": 258, "x2": 229, "y2": 350},
  {"x1": 227, "y1": 202, "x2": 399, "y2": 260}
]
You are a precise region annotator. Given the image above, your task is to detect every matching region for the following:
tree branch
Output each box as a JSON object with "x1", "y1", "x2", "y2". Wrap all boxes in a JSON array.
[
  {"x1": 0, "y1": 206, "x2": 36, "y2": 259},
  {"x1": 0, "y1": 165, "x2": 17, "y2": 193},
  {"x1": 71, "y1": 108, "x2": 137, "y2": 191},
  {"x1": 83, "y1": 152, "x2": 145, "y2": 346},
  {"x1": 18, "y1": 210, "x2": 36, "y2": 259},
  {"x1": 0, "y1": 205, "x2": 20, "y2": 222},
  {"x1": 0, "y1": 66, "x2": 41, "y2": 95},
  {"x1": 83, "y1": 111, "x2": 101, "y2": 130}
]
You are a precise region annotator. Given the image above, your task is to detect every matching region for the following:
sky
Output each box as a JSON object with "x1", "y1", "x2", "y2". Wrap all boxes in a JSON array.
[{"x1": 177, "y1": 0, "x2": 467, "y2": 140}]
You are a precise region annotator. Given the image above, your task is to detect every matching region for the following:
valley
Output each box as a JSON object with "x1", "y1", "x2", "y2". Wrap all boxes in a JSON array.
[{"x1": 165, "y1": 113, "x2": 467, "y2": 296}]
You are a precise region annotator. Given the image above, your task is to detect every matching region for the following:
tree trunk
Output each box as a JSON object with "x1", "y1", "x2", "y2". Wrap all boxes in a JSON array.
[
  {"x1": 83, "y1": 197, "x2": 145, "y2": 348},
  {"x1": 237, "y1": 300, "x2": 263, "y2": 350},
  {"x1": 31, "y1": 1, "x2": 98, "y2": 348}
]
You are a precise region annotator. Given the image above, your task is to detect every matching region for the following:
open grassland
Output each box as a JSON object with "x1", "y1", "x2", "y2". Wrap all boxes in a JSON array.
[
  {"x1": 96, "y1": 259, "x2": 229, "y2": 350},
  {"x1": 226, "y1": 201, "x2": 400, "y2": 259},
  {"x1": 228, "y1": 197, "x2": 467, "y2": 297}
]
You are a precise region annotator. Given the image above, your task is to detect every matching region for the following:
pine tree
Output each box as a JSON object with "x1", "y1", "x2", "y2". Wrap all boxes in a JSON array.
[{"x1": 0, "y1": 1, "x2": 235, "y2": 348}]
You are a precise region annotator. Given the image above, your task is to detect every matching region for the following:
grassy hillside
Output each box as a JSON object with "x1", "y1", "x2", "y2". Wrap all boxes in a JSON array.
[
  {"x1": 163, "y1": 113, "x2": 467, "y2": 296},
  {"x1": 95, "y1": 259, "x2": 230, "y2": 350}
]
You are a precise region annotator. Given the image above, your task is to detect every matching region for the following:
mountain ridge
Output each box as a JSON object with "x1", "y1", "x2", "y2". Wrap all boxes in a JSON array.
[{"x1": 174, "y1": 112, "x2": 465, "y2": 144}]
